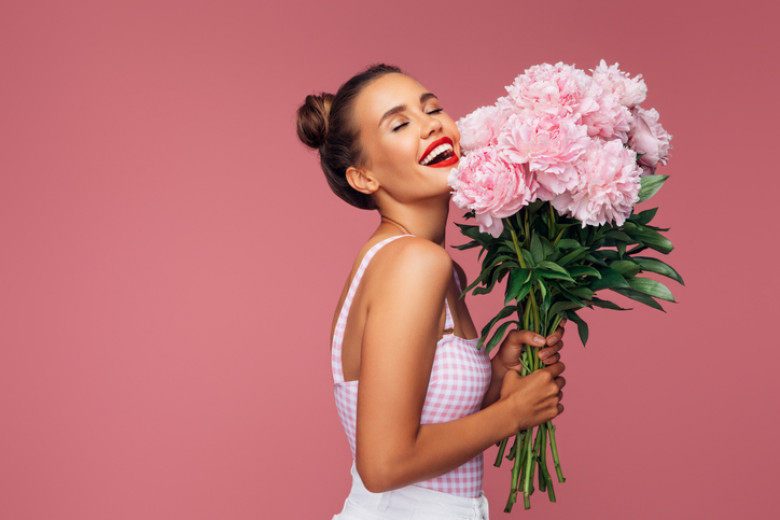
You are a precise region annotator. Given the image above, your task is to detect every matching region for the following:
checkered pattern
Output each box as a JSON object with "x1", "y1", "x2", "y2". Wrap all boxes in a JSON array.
[{"x1": 332, "y1": 235, "x2": 493, "y2": 498}]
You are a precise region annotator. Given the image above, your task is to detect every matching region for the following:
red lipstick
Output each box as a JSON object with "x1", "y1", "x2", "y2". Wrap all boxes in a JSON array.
[{"x1": 419, "y1": 137, "x2": 458, "y2": 167}]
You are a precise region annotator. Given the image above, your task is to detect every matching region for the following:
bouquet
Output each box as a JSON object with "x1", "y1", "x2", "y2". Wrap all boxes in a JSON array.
[{"x1": 448, "y1": 61, "x2": 682, "y2": 512}]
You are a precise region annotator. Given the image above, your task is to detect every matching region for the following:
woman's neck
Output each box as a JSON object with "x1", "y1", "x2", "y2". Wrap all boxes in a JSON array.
[{"x1": 377, "y1": 197, "x2": 450, "y2": 247}]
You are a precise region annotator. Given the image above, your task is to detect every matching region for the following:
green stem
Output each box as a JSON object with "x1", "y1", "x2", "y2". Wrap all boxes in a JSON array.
[
  {"x1": 507, "y1": 222, "x2": 527, "y2": 269},
  {"x1": 539, "y1": 423, "x2": 556, "y2": 502},
  {"x1": 548, "y1": 203, "x2": 556, "y2": 240},
  {"x1": 505, "y1": 431, "x2": 523, "y2": 512},
  {"x1": 494, "y1": 437, "x2": 507, "y2": 467},
  {"x1": 523, "y1": 426, "x2": 535, "y2": 509},
  {"x1": 535, "y1": 425, "x2": 545, "y2": 493},
  {"x1": 548, "y1": 421, "x2": 566, "y2": 483}
]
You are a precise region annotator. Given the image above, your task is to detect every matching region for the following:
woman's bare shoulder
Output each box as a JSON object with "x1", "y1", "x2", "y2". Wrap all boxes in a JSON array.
[
  {"x1": 354, "y1": 236, "x2": 452, "y2": 296},
  {"x1": 367, "y1": 235, "x2": 452, "y2": 282}
]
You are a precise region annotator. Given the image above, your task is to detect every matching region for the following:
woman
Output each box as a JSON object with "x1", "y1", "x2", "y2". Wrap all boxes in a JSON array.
[{"x1": 296, "y1": 64, "x2": 566, "y2": 520}]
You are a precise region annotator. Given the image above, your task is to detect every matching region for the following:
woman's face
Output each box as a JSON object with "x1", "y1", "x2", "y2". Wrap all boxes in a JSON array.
[{"x1": 349, "y1": 73, "x2": 461, "y2": 205}]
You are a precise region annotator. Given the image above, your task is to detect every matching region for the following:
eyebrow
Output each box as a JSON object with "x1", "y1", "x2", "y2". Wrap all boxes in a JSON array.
[{"x1": 378, "y1": 92, "x2": 438, "y2": 127}]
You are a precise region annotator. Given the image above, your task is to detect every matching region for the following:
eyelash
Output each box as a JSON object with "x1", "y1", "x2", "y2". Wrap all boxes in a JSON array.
[{"x1": 392, "y1": 108, "x2": 444, "y2": 132}]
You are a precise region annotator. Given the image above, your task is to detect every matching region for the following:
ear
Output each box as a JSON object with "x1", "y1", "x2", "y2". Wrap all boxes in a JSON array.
[{"x1": 346, "y1": 166, "x2": 379, "y2": 195}]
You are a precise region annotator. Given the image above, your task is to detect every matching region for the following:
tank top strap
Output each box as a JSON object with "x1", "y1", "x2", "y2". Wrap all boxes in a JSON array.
[
  {"x1": 331, "y1": 234, "x2": 413, "y2": 383},
  {"x1": 443, "y1": 267, "x2": 463, "y2": 331}
]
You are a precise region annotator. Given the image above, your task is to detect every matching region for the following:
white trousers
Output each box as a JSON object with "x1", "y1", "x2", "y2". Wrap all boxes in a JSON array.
[{"x1": 332, "y1": 462, "x2": 489, "y2": 520}]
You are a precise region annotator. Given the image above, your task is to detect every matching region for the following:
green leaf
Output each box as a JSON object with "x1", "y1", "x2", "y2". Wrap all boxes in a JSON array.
[
  {"x1": 628, "y1": 277, "x2": 676, "y2": 302},
  {"x1": 504, "y1": 269, "x2": 531, "y2": 305},
  {"x1": 567, "y1": 286, "x2": 595, "y2": 299},
  {"x1": 484, "y1": 320, "x2": 517, "y2": 353},
  {"x1": 594, "y1": 249, "x2": 620, "y2": 260},
  {"x1": 537, "y1": 261, "x2": 570, "y2": 275},
  {"x1": 540, "y1": 236, "x2": 556, "y2": 258},
  {"x1": 530, "y1": 234, "x2": 544, "y2": 264},
  {"x1": 637, "y1": 175, "x2": 669, "y2": 203},
  {"x1": 453, "y1": 240, "x2": 480, "y2": 251},
  {"x1": 609, "y1": 260, "x2": 641, "y2": 278},
  {"x1": 556, "y1": 238, "x2": 581, "y2": 249},
  {"x1": 633, "y1": 207, "x2": 658, "y2": 225},
  {"x1": 556, "y1": 285, "x2": 590, "y2": 307},
  {"x1": 611, "y1": 287, "x2": 665, "y2": 311},
  {"x1": 623, "y1": 221, "x2": 674, "y2": 254},
  {"x1": 480, "y1": 305, "x2": 519, "y2": 340},
  {"x1": 549, "y1": 300, "x2": 585, "y2": 316},
  {"x1": 604, "y1": 230, "x2": 634, "y2": 242},
  {"x1": 536, "y1": 261, "x2": 576, "y2": 282},
  {"x1": 537, "y1": 277, "x2": 548, "y2": 305},
  {"x1": 564, "y1": 310, "x2": 589, "y2": 346},
  {"x1": 590, "y1": 297, "x2": 630, "y2": 311},
  {"x1": 520, "y1": 248, "x2": 534, "y2": 268},
  {"x1": 633, "y1": 256, "x2": 685, "y2": 285},
  {"x1": 590, "y1": 267, "x2": 630, "y2": 291},
  {"x1": 464, "y1": 268, "x2": 491, "y2": 293},
  {"x1": 537, "y1": 270, "x2": 575, "y2": 282},
  {"x1": 557, "y1": 247, "x2": 589, "y2": 266},
  {"x1": 584, "y1": 253, "x2": 608, "y2": 266},
  {"x1": 567, "y1": 265, "x2": 601, "y2": 278}
]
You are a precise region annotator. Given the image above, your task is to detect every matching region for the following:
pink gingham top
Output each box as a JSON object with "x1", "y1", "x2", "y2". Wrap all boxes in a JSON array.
[{"x1": 331, "y1": 234, "x2": 493, "y2": 498}]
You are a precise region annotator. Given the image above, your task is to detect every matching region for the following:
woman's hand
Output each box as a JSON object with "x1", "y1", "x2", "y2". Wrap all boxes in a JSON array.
[
  {"x1": 499, "y1": 362, "x2": 566, "y2": 431},
  {"x1": 480, "y1": 322, "x2": 566, "y2": 410},
  {"x1": 492, "y1": 321, "x2": 566, "y2": 382}
]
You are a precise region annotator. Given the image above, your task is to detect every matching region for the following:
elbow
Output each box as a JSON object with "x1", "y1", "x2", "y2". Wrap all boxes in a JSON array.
[{"x1": 355, "y1": 455, "x2": 398, "y2": 493}]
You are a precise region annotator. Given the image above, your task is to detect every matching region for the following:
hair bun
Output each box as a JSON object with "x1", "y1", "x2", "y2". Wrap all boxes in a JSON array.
[{"x1": 296, "y1": 92, "x2": 334, "y2": 149}]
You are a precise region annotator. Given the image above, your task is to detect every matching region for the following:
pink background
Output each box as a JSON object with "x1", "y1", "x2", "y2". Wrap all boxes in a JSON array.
[{"x1": 2, "y1": 0, "x2": 778, "y2": 518}]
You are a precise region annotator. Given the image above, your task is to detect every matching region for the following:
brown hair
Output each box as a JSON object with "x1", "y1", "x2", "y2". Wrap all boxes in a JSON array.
[{"x1": 296, "y1": 64, "x2": 403, "y2": 210}]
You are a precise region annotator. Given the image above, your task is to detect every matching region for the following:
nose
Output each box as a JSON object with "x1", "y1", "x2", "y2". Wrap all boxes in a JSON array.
[{"x1": 421, "y1": 111, "x2": 443, "y2": 138}]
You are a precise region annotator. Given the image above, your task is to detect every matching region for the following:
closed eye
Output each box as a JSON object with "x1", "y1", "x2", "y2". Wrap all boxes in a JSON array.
[{"x1": 391, "y1": 108, "x2": 444, "y2": 132}]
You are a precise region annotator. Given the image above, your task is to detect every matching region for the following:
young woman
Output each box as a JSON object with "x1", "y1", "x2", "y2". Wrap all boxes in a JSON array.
[{"x1": 297, "y1": 64, "x2": 566, "y2": 520}]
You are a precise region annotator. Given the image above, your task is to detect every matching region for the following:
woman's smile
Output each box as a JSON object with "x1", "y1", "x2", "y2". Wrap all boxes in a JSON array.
[{"x1": 419, "y1": 137, "x2": 459, "y2": 167}]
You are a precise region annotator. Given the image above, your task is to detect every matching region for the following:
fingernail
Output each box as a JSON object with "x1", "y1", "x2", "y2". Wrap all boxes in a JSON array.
[
  {"x1": 539, "y1": 349, "x2": 550, "y2": 359},
  {"x1": 534, "y1": 335, "x2": 545, "y2": 345}
]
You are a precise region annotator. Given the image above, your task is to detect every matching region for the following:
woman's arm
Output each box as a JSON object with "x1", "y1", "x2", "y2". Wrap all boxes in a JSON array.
[{"x1": 354, "y1": 238, "x2": 564, "y2": 492}]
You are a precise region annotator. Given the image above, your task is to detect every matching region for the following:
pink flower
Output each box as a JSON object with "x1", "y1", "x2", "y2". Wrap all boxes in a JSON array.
[
  {"x1": 448, "y1": 148, "x2": 535, "y2": 237},
  {"x1": 551, "y1": 139, "x2": 642, "y2": 227},
  {"x1": 505, "y1": 62, "x2": 600, "y2": 123},
  {"x1": 456, "y1": 104, "x2": 509, "y2": 153},
  {"x1": 497, "y1": 111, "x2": 589, "y2": 198},
  {"x1": 628, "y1": 106, "x2": 672, "y2": 172},
  {"x1": 590, "y1": 60, "x2": 648, "y2": 108},
  {"x1": 580, "y1": 88, "x2": 633, "y2": 142}
]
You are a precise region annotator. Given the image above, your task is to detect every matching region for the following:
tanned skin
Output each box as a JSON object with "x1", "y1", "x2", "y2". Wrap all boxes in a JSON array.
[{"x1": 330, "y1": 73, "x2": 566, "y2": 493}]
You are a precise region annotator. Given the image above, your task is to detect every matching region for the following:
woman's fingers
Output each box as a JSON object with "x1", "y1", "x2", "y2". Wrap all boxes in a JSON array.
[
  {"x1": 539, "y1": 340, "x2": 564, "y2": 363},
  {"x1": 505, "y1": 329, "x2": 547, "y2": 348},
  {"x1": 538, "y1": 320, "x2": 566, "y2": 363}
]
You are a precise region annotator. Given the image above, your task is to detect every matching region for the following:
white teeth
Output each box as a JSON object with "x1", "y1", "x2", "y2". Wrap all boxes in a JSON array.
[{"x1": 420, "y1": 143, "x2": 453, "y2": 165}]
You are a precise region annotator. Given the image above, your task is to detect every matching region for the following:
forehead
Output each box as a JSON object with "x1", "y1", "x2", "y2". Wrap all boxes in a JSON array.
[{"x1": 352, "y1": 73, "x2": 430, "y2": 126}]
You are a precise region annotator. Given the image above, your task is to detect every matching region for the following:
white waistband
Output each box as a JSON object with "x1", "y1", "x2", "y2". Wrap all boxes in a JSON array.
[{"x1": 344, "y1": 461, "x2": 489, "y2": 519}]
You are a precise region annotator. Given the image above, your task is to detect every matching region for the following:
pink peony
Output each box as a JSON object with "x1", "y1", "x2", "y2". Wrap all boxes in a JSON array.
[
  {"x1": 456, "y1": 104, "x2": 509, "y2": 153},
  {"x1": 505, "y1": 62, "x2": 600, "y2": 123},
  {"x1": 551, "y1": 139, "x2": 642, "y2": 227},
  {"x1": 579, "y1": 87, "x2": 633, "y2": 142},
  {"x1": 627, "y1": 106, "x2": 672, "y2": 172},
  {"x1": 448, "y1": 147, "x2": 535, "y2": 237},
  {"x1": 590, "y1": 59, "x2": 648, "y2": 108},
  {"x1": 497, "y1": 111, "x2": 589, "y2": 199}
]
